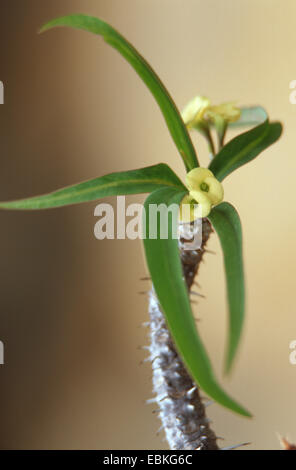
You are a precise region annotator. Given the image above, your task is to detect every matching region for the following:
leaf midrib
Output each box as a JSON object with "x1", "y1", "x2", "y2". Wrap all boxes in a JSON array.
[
  {"x1": 219, "y1": 124, "x2": 269, "y2": 177},
  {"x1": 1, "y1": 177, "x2": 184, "y2": 207}
]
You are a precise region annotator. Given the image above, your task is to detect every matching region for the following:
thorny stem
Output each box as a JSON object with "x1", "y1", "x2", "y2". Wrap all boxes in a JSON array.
[{"x1": 147, "y1": 219, "x2": 219, "y2": 450}]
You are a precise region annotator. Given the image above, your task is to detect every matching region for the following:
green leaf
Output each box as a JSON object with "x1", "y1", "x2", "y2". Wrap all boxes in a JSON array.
[
  {"x1": 0, "y1": 163, "x2": 185, "y2": 210},
  {"x1": 40, "y1": 14, "x2": 199, "y2": 172},
  {"x1": 229, "y1": 106, "x2": 268, "y2": 128},
  {"x1": 208, "y1": 202, "x2": 244, "y2": 373},
  {"x1": 143, "y1": 188, "x2": 251, "y2": 417},
  {"x1": 209, "y1": 120, "x2": 282, "y2": 181}
]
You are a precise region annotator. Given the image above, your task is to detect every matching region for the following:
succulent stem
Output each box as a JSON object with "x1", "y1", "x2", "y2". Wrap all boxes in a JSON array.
[{"x1": 148, "y1": 219, "x2": 219, "y2": 450}]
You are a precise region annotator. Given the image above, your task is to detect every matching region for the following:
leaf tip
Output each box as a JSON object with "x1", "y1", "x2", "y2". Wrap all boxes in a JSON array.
[
  {"x1": 39, "y1": 20, "x2": 55, "y2": 34},
  {"x1": 228, "y1": 394, "x2": 252, "y2": 418},
  {"x1": 273, "y1": 121, "x2": 283, "y2": 139},
  {"x1": 39, "y1": 15, "x2": 75, "y2": 34},
  {"x1": 224, "y1": 347, "x2": 236, "y2": 375},
  {"x1": 240, "y1": 408, "x2": 253, "y2": 419},
  {"x1": 224, "y1": 339, "x2": 241, "y2": 377}
]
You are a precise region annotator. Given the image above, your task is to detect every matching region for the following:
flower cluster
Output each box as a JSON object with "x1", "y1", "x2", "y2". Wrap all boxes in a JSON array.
[
  {"x1": 182, "y1": 96, "x2": 241, "y2": 129},
  {"x1": 180, "y1": 167, "x2": 224, "y2": 221}
]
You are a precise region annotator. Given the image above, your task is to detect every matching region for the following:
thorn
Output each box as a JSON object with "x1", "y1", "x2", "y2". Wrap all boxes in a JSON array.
[
  {"x1": 204, "y1": 400, "x2": 214, "y2": 407},
  {"x1": 146, "y1": 397, "x2": 157, "y2": 405},
  {"x1": 152, "y1": 362, "x2": 175, "y2": 372},
  {"x1": 150, "y1": 355, "x2": 161, "y2": 365},
  {"x1": 202, "y1": 417, "x2": 212, "y2": 424},
  {"x1": 204, "y1": 249, "x2": 216, "y2": 255},
  {"x1": 200, "y1": 395, "x2": 209, "y2": 401},
  {"x1": 152, "y1": 408, "x2": 162, "y2": 414},
  {"x1": 191, "y1": 300, "x2": 198, "y2": 305},
  {"x1": 193, "y1": 281, "x2": 201, "y2": 288},
  {"x1": 279, "y1": 436, "x2": 296, "y2": 450},
  {"x1": 190, "y1": 291, "x2": 206, "y2": 299},
  {"x1": 186, "y1": 386, "x2": 197, "y2": 398},
  {"x1": 183, "y1": 428, "x2": 199, "y2": 436},
  {"x1": 187, "y1": 434, "x2": 201, "y2": 444},
  {"x1": 138, "y1": 291, "x2": 149, "y2": 295},
  {"x1": 137, "y1": 345, "x2": 150, "y2": 351},
  {"x1": 220, "y1": 442, "x2": 251, "y2": 450},
  {"x1": 151, "y1": 366, "x2": 163, "y2": 372},
  {"x1": 138, "y1": 321, "x2": 150, "y2": 329},
  {"x1": 186, "y1": 403, "x2": 195, "y2": 412},
  {"x1": 140, "y1": 276, "x2": 151, "y2": 281},
  {"x1": 139, "y1": 355, "x2": 153, "y2": 365},
  {"x1": 156, "y1": 425, "x2": 164, "y2": 436},
  {"x1": 158, "y1": 395, "x2": 172, "y2": 402}
]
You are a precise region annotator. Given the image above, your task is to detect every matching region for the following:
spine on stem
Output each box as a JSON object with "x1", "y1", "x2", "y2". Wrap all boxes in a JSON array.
[{"x1": 147, "y1": 219, "x2": 219, "y2": 450}]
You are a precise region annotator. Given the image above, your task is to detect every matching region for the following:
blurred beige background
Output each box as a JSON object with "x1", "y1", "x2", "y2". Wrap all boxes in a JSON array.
[{"x1": 0, "y1": 0, "x2": 295, "y2": 450}]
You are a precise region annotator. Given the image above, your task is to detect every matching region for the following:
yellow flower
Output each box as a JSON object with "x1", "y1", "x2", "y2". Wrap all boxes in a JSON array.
[
  {"x1": 181, "y1": 96, "x2": 210, "y2": 128},
  {"x1": 179, "y1": 194, "x2": 200, "y2": 222},
  {"x1": 179, "y1": 168, "x2": 224, "y2": 221},
  {"x1": 182, "y1": 97, "x2": 241, "y2": 128},
  {"x1": 205, "y1": 102, "x2": 241, "y2": 123}
]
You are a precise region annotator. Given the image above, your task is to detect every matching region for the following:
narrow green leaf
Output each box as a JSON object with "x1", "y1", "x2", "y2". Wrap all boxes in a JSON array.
[
  {"x1": 40, "y1": 14, "x2": 199, "y2": 171},
  {"x1": 229, "y1": 106, "x2": 268, "y2": 128},
  {"x1": 209, "y1": 120, "x2": 282, "y2": 181},
  {"x1": 0, "y1": 163, "x2": 185, "y2": 210},
  {"x1": 208, "y1": 202, "x2": 244, "y2": 373},
  {"x1": 143, "y1": 188, "x2": 251, "y2": 417}
]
